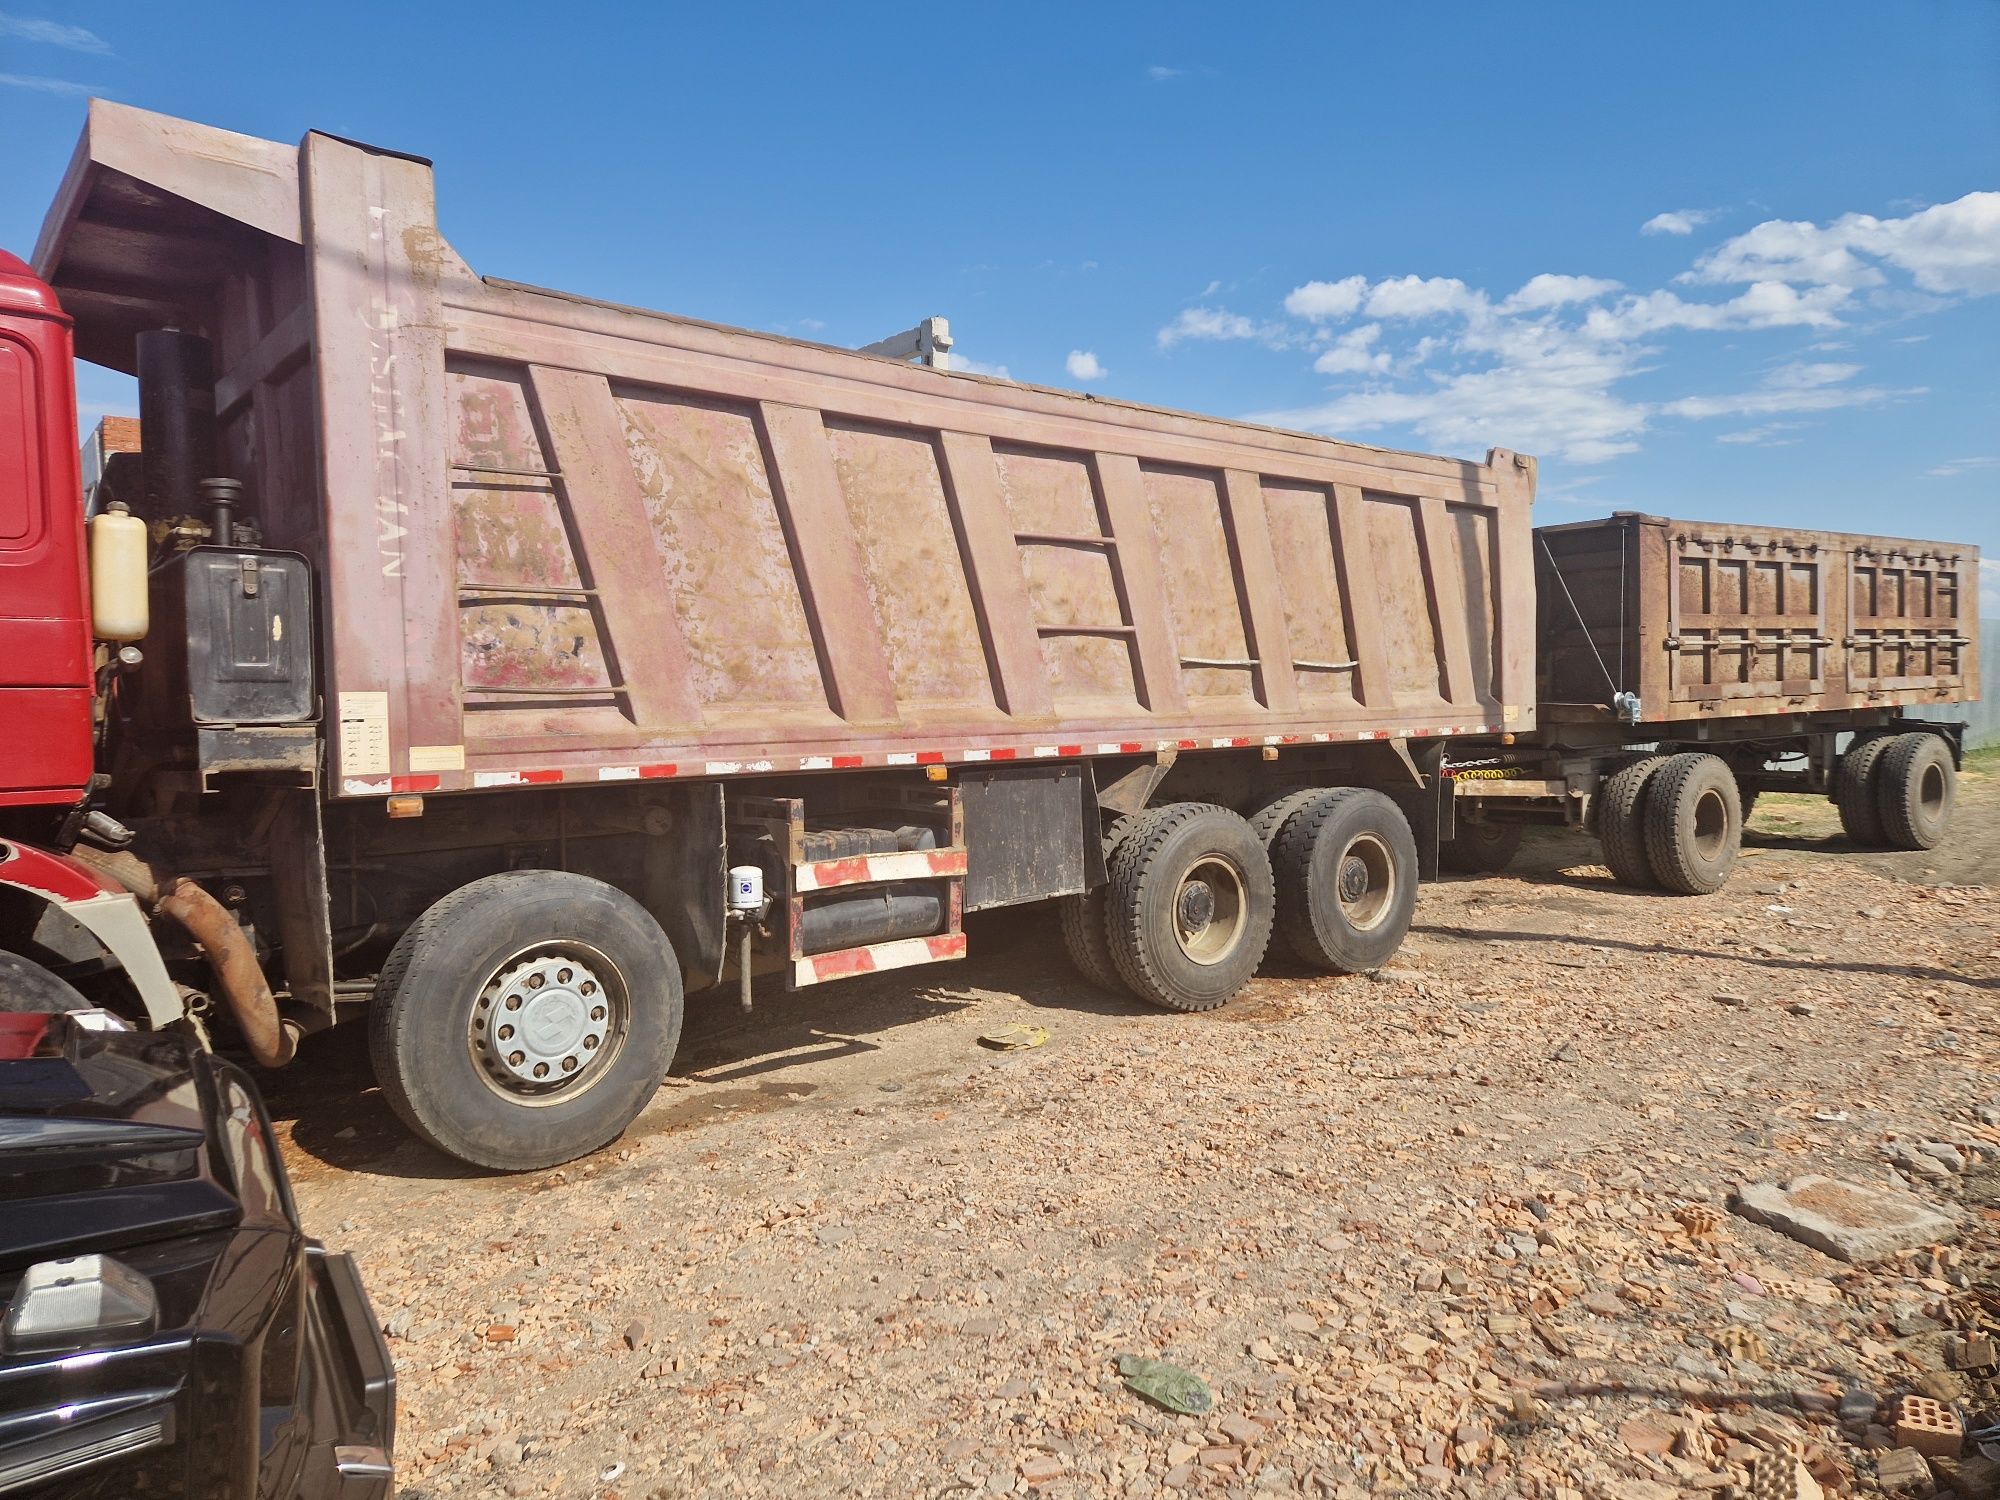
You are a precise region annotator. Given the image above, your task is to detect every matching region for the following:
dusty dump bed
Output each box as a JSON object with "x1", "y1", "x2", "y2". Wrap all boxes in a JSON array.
[
  {"x1": 1537, "y1": 512, "x2": 1979, "y2": 727},
  {"x1": 34, "y1": 102, "x2": 1534, "y2": 799}
]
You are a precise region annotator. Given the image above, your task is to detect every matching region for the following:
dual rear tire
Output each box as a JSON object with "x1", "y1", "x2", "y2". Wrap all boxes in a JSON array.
[
  {"x1": 1063, "y1": 791, "x2": 1419, "y2": 1011},
  {"x1": 1596, "y1": 751, "x2": 1743, "y2": 895},
  {"x1": 1837, "y1": 731, "x2": 1955, "y2": 850}
]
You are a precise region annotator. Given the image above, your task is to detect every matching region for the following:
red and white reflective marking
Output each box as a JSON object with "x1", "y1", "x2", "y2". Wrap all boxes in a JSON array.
[
  {"x1": 349, "y1": 723, "x2": 1521, "y2": 797},
  {"x1": 793, "y1": 847, "x2": 969, "y2": 893},
  {"x1": 792, "y1": 932, "x2": 968, "y2": 988}
]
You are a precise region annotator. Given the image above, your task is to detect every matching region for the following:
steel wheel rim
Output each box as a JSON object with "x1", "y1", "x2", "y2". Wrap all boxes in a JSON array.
[
  {"x1": 1919, "y1": 761, "x2": 1947, "y2": 818},
  {"x1": 1692, "y1": 787, "x2": 1729, "y2": 860},
  {"x1": 1173, "y1": 854, "x2": 1249, "y2": 966},
  {"x1": 467, "y1": 941, "x2": 629, "y2": 1106},
  {"x1": 1337, "y1": 833, "x2": 1395, "y2": 931}
]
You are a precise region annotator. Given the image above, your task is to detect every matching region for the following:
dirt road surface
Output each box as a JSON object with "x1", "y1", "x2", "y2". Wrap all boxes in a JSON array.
[{"x1": 268, "y1": 767, "x2": 2000, "y2": 1499}]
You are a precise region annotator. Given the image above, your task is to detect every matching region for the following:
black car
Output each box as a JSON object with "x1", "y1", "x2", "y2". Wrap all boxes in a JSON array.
[{"x1": 0, "y1": 1010, "x2": 394, "y2": 1497}]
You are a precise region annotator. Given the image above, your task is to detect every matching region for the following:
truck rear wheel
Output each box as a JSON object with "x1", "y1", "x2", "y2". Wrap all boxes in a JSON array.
[
  {"x1": 0, "y1": 949, "x2": 90, "y2": 1012},
  {"x1": 1597, "y1": 755, "x2": 1666, "y2": 888},
  {"x1": 1059, "y1": 820, "x2": 1138, "y2": 994},
  {"x1": 1876, "y1": 732, "x2": 1955, "y2": 850},
  {"x1": 1107, "y1": 804, "x2": 1274, "y2": 1011},
  {"x1": 1643, "y1": 752, "x2": 1742, "y2": 894},
  {"x1": 1271, "y1": 789, "x2": 1417, "y2": 973},
  {"x1": 368, "y1": 871, "x2": 683, "y2": 1172},
  {"x1": 1440, "y1": 817, "x2": 1523, "y2": 874},
  {"x1": 1834, "y1": 734, "x2": 1894, "y2": 848}
]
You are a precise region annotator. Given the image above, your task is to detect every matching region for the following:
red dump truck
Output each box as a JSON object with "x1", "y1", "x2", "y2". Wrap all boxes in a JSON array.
[{"x1": 0, "y1": 101, "x2": 1976, "y2": 1170}]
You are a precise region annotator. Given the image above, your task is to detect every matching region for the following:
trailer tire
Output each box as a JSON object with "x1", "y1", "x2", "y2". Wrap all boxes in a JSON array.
[
  {"x1": 368, "y1": 871, "x2": 683, "y2": 1172},
  {"x1": 1270, "y1": 789, "x2": 1418, "y2": 973},
  {"x1": 1875, "y1": 732, "x2": 1955, "y2": 850},
  {"x1": 1440, "y1": 818, "x2": 1523, "y2": 874},
  {"x1": 1834, "y1": 734, "x2": 1894, "y2": 848},
  {"x1": 1642, "y1": 753, "x2": 1742, "y2": 894},
  {"x1": 1059, "y1": 820, "x2": 1139, "y2": 994},
  {"x1": 1597, "y1": 755, "x2": 1667, "y2": 889},
  {"x1": 0, "y1": 949, "x2": 91, "y2": 1012},
  {"x1": 1107, "y1": 804, "x2": 1274, "y2": 1011}
]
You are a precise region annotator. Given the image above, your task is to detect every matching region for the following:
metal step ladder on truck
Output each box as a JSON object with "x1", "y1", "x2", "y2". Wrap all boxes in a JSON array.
[
  {"x1": 1444, "y1": 514, "x2": 1977, "y2": 889},
  {"x1": 0, "y1": 101, "x2": 1975, "y2": 1172}
]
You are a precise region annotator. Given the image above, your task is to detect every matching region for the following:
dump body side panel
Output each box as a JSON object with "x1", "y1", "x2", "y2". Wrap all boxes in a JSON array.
[
  {"x1": 35, "y1": 105, "x2": 1538, "y2": 803},
  {"x1": 1536, "y1": 513, "x2": 1977, "y2": 729}
]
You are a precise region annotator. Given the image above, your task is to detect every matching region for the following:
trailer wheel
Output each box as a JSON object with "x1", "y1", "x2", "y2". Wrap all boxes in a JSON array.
[
  {"x1": 1875, "y1": 732, "x2": 1955, "y2": 850},
  {"x1": 1597, "y1": 755, "x2": 1667, "y2": 888},
  {"x1": 0, "y1": 949, "x2": 90, "y2": 1012},
  {"x1": 1058, "y1": 820, "x2": 1138, "y2": 994},
  {"x1": 1107, "y1": 804, "x2": 1274, "y2": 1011},
  {"x1": 1834, "y1": 734, "x2": 1894, "y2": 848},
  {"x1": 1642, "y1": 753, "x2": 1742, "y2": 894},
  {"x1": 1440, "y1": 818, "x2": 1523, "y2": 874},
  {"x1": 368, "y1": 871, "x2": 683, "y2": 1172},
  {"x1": 1270, "y1": 789, "x2": 1418, "y2": 973}
]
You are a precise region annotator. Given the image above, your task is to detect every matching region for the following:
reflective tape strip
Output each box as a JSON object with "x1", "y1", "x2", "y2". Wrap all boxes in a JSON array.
[
  {"x1": 793, "y1": 847, "x2": 969, "y2": 892},
  {"x1": 792, "y1": 932, "x2": 968, "y2": 987}
]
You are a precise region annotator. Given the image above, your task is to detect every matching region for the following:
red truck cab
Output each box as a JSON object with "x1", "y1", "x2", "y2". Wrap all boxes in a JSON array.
[{"x1": 0, "y1": 248, "x2": 92, "y2": 810}]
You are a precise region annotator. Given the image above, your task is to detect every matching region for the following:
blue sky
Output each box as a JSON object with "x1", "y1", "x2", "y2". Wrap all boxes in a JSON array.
[{"x1": 4, "y1": 3, "x2": 1996, "y2": 604}]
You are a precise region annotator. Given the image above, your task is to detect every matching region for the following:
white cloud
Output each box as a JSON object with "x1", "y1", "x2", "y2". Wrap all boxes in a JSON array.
[
  {"x1": 1689, "y1": 192, "x2": 2000, "y2": 295},
  {"x1": 1580, "y1": 281, "x2": 1852, "y2": 339},
  {"x1": 1364, "y1": 275, "x2": 1482, "y2": 320},
  {"x1": 1501, "y1": 273, "x2": 1622, "y2": 312},
  {"x1": 1156, "y1": 306, "x2": 1262, "y2": 348},
  {"x1": 952, "y1": 356, "x2": 1013, "y2": 381},
  {"x1": 1147, "y1": 64, "x2": 1183, "y2": 81},
  {"x1": 1216, "y1": 186, "x2": 1995, "y2": 466},
  {"x1": 0, "y1": 71, "x2": 92, "y2": 93},
  {"x1": 1641, "y1": 209, "x2": 1718, "y2": 236},
  {"x1": 1284, "y1": 276, "x2": 1368, "y2": 321},
  {"x1": 1658, "y1": 362, "x2": 1917, "y2": 422},
  {"x1": 1201, "y1": 279, "x2": 1222, "y2": 297},
  {"x1": 1311, "y1": 324, "x2": 1391, "y2": 375},
  {"x1": 1065, "y1": 350, "x2": 1107, "y2": 381},
  {"x1": 1927, "y1": 455, "x2": 2000, "y2": 478},
  {"x1": 1715, "y1": 423, "x2": 1807, "y2": 446},
  {"x1": 0, "y1": 13, "x2": 108, "y2": 51},
  {"x1": 1764, "y1": 361, "x2": 1861, "y2": 389}
]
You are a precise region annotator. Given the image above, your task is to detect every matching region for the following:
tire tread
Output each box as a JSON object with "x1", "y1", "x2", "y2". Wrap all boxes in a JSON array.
[{"x1": 1598, "y1": 756, "x2": 1665, "y2": 888}]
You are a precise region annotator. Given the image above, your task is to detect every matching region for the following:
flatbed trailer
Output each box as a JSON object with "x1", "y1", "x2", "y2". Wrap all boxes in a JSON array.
[
  {"x1": 3, "y1": 102, "x2": 1538, "y2": 1169},
  {"x1": 1446, "y1": 512, "x2": 1978, "y2": 889}
]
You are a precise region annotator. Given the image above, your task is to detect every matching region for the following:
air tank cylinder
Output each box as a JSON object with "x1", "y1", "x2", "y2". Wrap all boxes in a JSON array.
[{"x1": 136, "y1": 329, "x2": 216, "y2": 521}]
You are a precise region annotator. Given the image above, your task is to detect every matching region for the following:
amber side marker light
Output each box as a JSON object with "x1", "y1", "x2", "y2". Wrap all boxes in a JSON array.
[{"x1": 386, "y1": 795, "x2": 426, "y2": 819}]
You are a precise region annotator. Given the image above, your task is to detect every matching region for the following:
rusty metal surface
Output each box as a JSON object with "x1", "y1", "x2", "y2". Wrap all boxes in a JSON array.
[
  {"x1": 37, "y1": 102, "x2": 1541, "y2": 799},
  {"x1": 1537, "y1": 512, "x2": 1978, "y2": 727}
]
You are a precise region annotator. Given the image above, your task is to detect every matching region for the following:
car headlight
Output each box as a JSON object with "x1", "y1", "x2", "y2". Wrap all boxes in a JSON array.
[{"x1": 2, "y1": 1254, "x2": 158, "y2": 1355}]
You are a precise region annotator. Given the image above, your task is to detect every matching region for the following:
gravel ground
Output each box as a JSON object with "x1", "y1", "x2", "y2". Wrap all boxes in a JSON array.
[{"x1": 267, "y1": 767, "x2": 2000, "y2": 1499}]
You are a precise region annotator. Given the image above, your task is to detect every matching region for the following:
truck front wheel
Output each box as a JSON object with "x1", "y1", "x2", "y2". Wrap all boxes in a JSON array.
[{"x1": 368, "y1": 872, "x2": 683, "y2": 1172}]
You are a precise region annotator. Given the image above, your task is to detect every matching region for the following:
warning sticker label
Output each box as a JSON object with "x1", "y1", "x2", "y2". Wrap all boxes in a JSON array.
[{"x1": 337, "y1": 692, "x2": 390, "y2": 777}]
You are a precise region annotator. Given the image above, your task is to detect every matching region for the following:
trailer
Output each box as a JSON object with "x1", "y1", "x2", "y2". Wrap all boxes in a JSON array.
[
  {"x1": 1447, "y1": 512, "x2": 1978, "y2": 890},
  {"x1": 2, "y1": 101, "x2": 1546, "y2": 1169}
]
